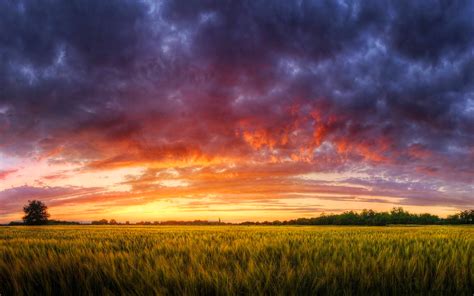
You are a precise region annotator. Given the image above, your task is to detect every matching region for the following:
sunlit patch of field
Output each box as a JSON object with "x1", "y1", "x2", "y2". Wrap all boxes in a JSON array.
[{"x1": 0, "y1": 226, "x2": 472, "y2": 295}]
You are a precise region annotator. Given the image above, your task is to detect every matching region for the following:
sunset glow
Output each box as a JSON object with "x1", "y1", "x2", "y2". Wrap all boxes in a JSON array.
[{"x1": 1, "y1": 1, "x2": 473, "y2": 223}]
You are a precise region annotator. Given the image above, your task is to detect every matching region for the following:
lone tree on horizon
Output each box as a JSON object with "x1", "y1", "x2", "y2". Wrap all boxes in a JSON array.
[{"x1": 23, "y1": 200, "x2": 50, "y2": 225}]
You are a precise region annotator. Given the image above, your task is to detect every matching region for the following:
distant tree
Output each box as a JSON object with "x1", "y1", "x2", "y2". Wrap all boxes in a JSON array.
[
  {"x1": 125, "y1": 221, "x2": 130, "y2": 225},
  {"x1": 416, "y1": 213, "x2": 440, "y2": 225},
  {"x1": 47, "y1": 220, "x2": 80, "y2": 225},
  {"x1": 446, "y1": 210, "x2": 474, "y2": 224},
  {"x1": 446, "y1": 213, "x2": 461, "y2": 224},
  {"x1": 91, "y1": 219, "x2": 109, "y2": 225},
  {"x1": 390, "y1": 207, "x2": 411, "y2": 224},
  {"x1": 459, "y1": 210, "x2": 474, "y2": 224},
  {"x1": 22, "y1": 200, "x2": 50, "y2": 225},
  {"x1": 109, "y1": 219, "x2": 118, "y2": 225}
]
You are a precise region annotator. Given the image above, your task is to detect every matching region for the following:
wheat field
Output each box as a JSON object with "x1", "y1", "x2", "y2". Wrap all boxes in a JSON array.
[{"x1": 0, "y1": 226, "x2": 472, "y2": 295}]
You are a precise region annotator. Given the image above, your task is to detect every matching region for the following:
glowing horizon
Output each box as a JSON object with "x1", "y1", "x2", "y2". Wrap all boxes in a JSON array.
[{"x1": 1, "y1": 1, "x2": 473, "y2": 223}]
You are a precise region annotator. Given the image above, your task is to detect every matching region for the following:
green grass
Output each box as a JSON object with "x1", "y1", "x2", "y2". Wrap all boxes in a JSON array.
[{"x1": 0, "y1": 226, "x2": 472, "y2": 295}]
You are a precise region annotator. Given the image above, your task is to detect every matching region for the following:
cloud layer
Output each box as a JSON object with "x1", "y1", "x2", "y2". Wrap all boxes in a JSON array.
[{"x1": 0, "y1": 0, "x2": 473, "y2": 221}]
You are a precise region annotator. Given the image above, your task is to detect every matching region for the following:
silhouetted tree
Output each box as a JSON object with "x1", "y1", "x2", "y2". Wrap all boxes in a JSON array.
[
  {"x1": 448, "y1": 210, "x2": 474, "y2": 224},
  {"x1": 460, "y1": 210, "x2": 474, "y2": 224},
  {"x1": 109, "y1": 219, "x2": 118, "y2": 225},
  {"x1": 91, "y1": 219, "x2": 108, "y2": 225},
  {"x1": 22, "y1": 200, "x2": 50, "y2": 225},
  {"x1": 390, "y1": 207, "x2": 408, "y2": 223}
]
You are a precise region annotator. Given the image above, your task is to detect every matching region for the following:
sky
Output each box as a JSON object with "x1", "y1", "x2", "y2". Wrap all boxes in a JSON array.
[{"x1": 0, "y1": 0, "x2": 473, "y2": 223}]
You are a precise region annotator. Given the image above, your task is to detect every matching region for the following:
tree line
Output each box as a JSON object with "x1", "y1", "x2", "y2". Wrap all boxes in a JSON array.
[
  {"x1": 240, "y1": 208, "x2": 474, "y2": 226},
  {"x1": 90, "y1": 219, "x2": 228, "y2": 226},
  {"x1": 7, "y1": 200, "x2": 474, "y2": 226}
]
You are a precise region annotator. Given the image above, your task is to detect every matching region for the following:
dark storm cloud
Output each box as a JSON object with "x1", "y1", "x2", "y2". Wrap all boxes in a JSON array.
[
  {"x1": 0, "y1": 0, "x2": 472, "y2": 190},
  {"x1": 390, "y1": 1, "x2": 474, "y2": 61},
  {"x1": 0, "y1": 1, "x2": 149, "y2": 67},
  {"x1": 162, "y1": 0, "x2": 474, "y2": 163},
  {"x1": 0, "y1": 0, "x2": 152, "y2": 155}
]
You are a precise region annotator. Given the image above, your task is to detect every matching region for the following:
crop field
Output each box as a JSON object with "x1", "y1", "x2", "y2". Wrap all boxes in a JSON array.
[{"x1": 0, "y1": 226, "x2": 472, "y2": 295}]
